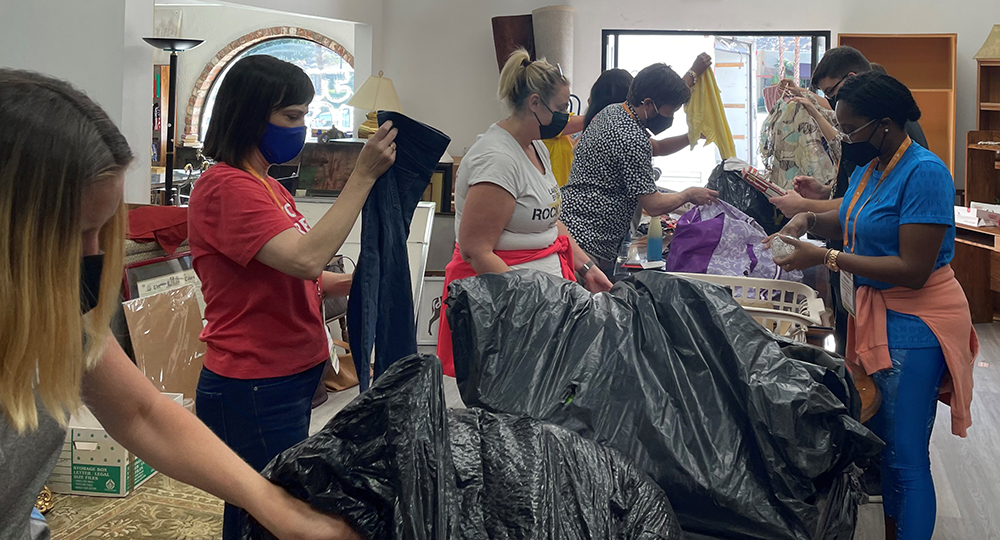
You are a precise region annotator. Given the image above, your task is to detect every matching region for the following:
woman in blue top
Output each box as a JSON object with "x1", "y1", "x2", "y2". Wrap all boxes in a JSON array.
[{"x1": 770, "y1": 72, "x2": 959, "y2": 540}]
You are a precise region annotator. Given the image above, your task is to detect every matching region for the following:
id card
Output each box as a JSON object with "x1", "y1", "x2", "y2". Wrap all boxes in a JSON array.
[{"x1": 840, "y1": 270, "x2": 856, "y2": 317}]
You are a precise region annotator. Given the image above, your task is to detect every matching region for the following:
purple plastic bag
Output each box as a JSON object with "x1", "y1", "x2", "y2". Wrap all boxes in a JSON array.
[{"x1": 666, "y1": 201, "x2": 802, "y2": 281}]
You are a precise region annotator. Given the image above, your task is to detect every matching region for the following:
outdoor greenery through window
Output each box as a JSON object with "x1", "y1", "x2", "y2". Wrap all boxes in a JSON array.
[{"x1": 200, "y1": 37, "x2": 354, "y2": 141}]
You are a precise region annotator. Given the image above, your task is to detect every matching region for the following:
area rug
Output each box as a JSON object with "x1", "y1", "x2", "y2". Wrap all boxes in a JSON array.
[{"x1": 47, "y1": 474, "x2": 223, "y2": 540}]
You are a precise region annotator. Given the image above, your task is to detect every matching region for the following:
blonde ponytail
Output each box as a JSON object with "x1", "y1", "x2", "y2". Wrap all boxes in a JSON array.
[{"x1": 497, "y1": 48, "x2": 568, "y2": 110}]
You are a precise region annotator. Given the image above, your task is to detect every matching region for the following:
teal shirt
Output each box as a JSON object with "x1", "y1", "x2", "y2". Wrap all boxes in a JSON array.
[{"x1": 838, "y1": 143, "x2": 955, "y2": 349}]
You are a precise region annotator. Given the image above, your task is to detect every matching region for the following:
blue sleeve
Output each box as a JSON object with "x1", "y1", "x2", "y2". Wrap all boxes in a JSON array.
[{"x1": 898, "y1": 160, "x2": 954, "y2": 226}]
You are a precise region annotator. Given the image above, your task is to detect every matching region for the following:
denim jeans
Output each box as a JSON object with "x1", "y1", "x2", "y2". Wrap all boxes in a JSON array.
[
  {"x1": 195, "y1": 361, "x2": 325, "y2": 540},
  {"x1": 348, "y1": 111, "x2": 450, "y2": 390}
]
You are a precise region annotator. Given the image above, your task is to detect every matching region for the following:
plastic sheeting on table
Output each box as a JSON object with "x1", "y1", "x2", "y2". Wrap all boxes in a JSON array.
[
  {"x1": 244, "y1": 354, "x2": 683, "y2": 540},
  {"x1": 448, "y1": 270, "x2": 884, "y2": 540}
]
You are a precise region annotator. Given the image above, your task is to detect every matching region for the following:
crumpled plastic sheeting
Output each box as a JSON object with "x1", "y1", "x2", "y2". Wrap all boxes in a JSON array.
[
  {"x1": 244, "y1": 354, "x2": 684, "y2": 540},
  {"x1": 448, "y1": 270, "x2": 883, "y2": 540}
]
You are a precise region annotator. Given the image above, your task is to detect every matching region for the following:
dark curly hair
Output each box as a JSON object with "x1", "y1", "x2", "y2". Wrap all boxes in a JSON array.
[
  {"x1": 836, "y1": 71, "x2": 921, "y2": 127},
  {"x1": 627, "y1": 63, "x2": 691, "y2": 109}
]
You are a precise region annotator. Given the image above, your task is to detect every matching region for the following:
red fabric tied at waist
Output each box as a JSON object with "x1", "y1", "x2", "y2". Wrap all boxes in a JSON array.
[
  {"x1": 436, "y1": 236, "x2": 575, "y2": 377},
  {"x1": 846, "y1": 265, "x2": 978, "y2": 437}
]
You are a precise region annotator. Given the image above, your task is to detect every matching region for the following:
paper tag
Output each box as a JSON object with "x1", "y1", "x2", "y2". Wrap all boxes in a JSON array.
[{"x1": 840, "y1": 270, "x2": 856, "y2": 317}]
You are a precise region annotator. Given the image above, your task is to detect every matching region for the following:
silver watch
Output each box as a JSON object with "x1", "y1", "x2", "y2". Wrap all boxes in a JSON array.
[{"x1": 579, "y1": 260, "x2": 596, "y2": 279}]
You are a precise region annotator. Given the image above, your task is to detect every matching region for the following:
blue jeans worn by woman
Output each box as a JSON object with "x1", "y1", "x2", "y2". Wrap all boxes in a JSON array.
[
  {"x1": 195, "y1": 361, "x2": 325, "y2": 540},
  {"x1": 869, "y1": 347, "x2": 947, "y2": 540}
]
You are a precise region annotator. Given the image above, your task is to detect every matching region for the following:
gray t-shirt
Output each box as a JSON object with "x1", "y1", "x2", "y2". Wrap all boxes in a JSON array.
[{"x1": 0, "y1": 403, "x2": 66, "y2": 540}]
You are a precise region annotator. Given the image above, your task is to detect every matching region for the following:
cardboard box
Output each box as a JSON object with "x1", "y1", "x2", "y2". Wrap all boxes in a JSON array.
[
  {"x1": 48, "y1": 392, "x2": 183, "y2": 497},
  {"x1": 955, "y1": 206, "x2": 1000, "y2": 228}
]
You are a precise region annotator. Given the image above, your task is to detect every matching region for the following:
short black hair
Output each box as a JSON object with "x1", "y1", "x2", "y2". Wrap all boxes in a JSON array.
[
  {"x1": 203, "y1": 54, "x2": 314, "y2": 166},
  {"x1": 627, "y1": 63, "x2": 691, "y2": 108},
  {"x1": 812, "y1": 46, "x2": 872, "y2": 87},
  {"x1": 584, "y1": 68, "x2": 633, "y2": 129},
  {"x1": 837, "y1": 71, "x2": 921, "y2": 127}
]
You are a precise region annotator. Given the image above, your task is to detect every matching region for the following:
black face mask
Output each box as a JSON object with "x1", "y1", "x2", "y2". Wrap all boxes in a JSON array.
[
  {"x1": 81, "y1": 254, "x2": 104, "y2": 314},
  {"x1": 535, "y1": 102, "x2": 570, "y2": 140},
  {"x1": 643, "y1": 100, "x2": 673, "y2": 135},
  {"x1": 826, "y1": 93, "x2": 838, "y2": 110},
  {"x1": 841, "y1": 120, "x2": 886, "y2": 166}
]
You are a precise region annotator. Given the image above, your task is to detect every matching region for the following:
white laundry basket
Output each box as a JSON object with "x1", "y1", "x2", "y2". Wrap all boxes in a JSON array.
[{"x1": 668, "y1": 273, "x2": 825, "y2": 343}]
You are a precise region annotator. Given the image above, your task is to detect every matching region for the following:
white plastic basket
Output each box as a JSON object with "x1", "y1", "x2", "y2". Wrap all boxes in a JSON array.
[{"x1": 668, "y1": 273, "x2": 825, "y2": 342}]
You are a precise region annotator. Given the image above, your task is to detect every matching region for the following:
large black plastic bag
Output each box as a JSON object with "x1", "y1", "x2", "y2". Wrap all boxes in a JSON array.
[
  {"x1": 707, "y1": 160, "x2": 784, "y2": 235},
  {"x1": 448, "y1": 271, "x2": 883, "y2": 540},
  {"x1": 244, "y1": 353, "x2": 684, "y2": 540}
]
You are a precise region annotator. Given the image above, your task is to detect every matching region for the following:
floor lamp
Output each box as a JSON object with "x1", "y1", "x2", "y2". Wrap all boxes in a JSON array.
[{"x1": 143, "y1": 38, "x2": 203, "y2": 206}]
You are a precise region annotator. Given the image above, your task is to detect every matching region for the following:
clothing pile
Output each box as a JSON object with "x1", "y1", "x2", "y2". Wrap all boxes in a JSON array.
[
  {"x1": 244, "y1": 354, "x2": 684, "y2": 540},
  {"x1": 759, "y1": 94, "x2": 840, "y2": 190},
  {"x1": 666, "y1": 200, "x2": 802, "y2": 281},
  {"x1": 706, "y1": 159, "x2": 784, "y2": 234},
  {"x1": 448, "y1": 270, "x2": 883, "y2": 540}
]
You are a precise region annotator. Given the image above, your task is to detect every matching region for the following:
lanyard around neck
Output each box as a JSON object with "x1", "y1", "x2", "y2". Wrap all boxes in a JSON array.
[
  {"x1": 245, "y1": 166, "x2": 290, "y2": 217},
  {"x1": 842, "y1": 136, "x2": 912, "y2": 253}
]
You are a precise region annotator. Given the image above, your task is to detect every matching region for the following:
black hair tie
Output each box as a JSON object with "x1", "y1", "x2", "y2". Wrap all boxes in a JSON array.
[{"x1": 521, "y1": 58, "x2": 532, "y2": 68}]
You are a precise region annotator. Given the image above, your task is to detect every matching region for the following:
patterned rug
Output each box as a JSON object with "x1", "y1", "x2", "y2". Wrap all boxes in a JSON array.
[{"x1": 47, "y1": 474, "x2": 223, "y2": 540}]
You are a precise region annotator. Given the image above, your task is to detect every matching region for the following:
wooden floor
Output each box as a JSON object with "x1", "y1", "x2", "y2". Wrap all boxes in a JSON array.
[{"x1": 314, "y1": 334, "x2": 1000, "y2": 539}]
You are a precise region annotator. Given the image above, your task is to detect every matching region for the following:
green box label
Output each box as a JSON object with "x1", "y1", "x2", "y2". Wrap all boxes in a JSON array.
[
  {"x1": 71, "y1": 464, "x2": 121, "y2": 493},
  {"x1": 134, "y1": 458, "x2": 155, "y2": 486}
]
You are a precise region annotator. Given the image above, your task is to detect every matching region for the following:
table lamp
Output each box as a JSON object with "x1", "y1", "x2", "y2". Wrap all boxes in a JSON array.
[
  {"x1": 143, "y1": 37, "x2": 204, "y2": 205},
  {"x1": 975, "y1": 24, "x2": 1000, "y2": 59},
  {"x1": 347, "y1": 70, "x2": 402, "y2": 138}
]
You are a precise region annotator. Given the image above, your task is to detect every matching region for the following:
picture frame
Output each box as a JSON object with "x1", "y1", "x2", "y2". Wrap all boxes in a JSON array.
[{"x1": 298, "y1": 140, "x2": 365, "y2": 197}]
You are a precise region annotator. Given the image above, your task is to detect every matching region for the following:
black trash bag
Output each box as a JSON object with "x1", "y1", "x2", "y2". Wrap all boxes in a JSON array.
[
  {"x1": 707, "y1": 160, "x2": 785, "y2": 235},
  {"x1": 244, "y1": 353, "x2": 684, "y2": 540},
  {"x1": 448, "y1": 270, "x2": 883, "y2": 540}
]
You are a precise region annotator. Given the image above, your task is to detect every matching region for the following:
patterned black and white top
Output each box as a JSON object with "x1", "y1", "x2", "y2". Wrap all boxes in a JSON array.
[{"x1": 561, "y1": 102, "x2": 656, "y2": 261}]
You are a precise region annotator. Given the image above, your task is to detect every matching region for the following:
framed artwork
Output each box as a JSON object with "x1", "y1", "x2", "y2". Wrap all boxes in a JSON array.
[
  {"x1": 416, "y1": 276, "x2": 445, "y2": 345},
  {"x1": 298, "y1": 140, "x2": 365, "y2": 197}
]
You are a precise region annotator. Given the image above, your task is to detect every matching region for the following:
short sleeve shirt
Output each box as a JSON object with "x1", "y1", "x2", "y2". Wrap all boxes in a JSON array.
[
  {"x1": 838, "y1": 143, "x2": 955, "y2": 348},
  {"x1": 454, "y1": 123, "x2": 562, "y2": 252},
  {"x1": 188, "y1": 163, "x2": 328, "y2": 379},
  {"x1": 560, "y1": 103, "x2": 657, "y2": 260}
]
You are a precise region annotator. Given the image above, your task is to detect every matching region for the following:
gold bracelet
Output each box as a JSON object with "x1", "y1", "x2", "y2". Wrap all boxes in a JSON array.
[
  {"x1": 825, "y1": 249, "x2": 841, "y2": 272},
  {"x1": 807, "y1": 211, "x2": 818, "y2": 230}
]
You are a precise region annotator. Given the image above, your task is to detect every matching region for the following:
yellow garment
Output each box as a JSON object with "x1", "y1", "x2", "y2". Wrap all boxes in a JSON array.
[
  {"x1": 685, "y1": 69, "x2": 737, "y2": 160},
  {"x1": 542, "y1": 134, "x2": 575, "y2": 187}
]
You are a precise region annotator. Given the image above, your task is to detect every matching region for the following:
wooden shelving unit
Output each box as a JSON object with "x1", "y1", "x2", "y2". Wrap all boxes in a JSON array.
[
  {"x1": 979, "y1": 59, "x2": 1000, "y2": 130},
  {"x1": 955, "y1": 128, "x2": 1000, "y2": 323},
  {"x1": 152, "y1": 64, "x2": 170, "y2": 168},
  {"x1": 838, "y1": 34, "x2": 957, "y2": 178}
]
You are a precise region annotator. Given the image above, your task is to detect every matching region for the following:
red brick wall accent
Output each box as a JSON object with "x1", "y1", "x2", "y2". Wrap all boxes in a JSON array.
[{"x1": 184, "y1": 27, "x2": 354, "y2": 138}]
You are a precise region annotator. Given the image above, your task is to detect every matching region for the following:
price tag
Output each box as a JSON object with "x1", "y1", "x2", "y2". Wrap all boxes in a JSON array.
[{"x1": 840, "y1": 270, "x2": 856, "y2": 317}]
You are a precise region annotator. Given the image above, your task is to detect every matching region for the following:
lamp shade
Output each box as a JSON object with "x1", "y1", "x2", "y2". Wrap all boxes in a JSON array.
[
  {"x1": 142, "y1": 37, "x2": 204, "y2": 52},
  {"x1": 975, "y1": 24, "x2": 1000, "y2": 59},
  {"x1": 347, "y1": 70, "x2": 402, "y2": 113}
]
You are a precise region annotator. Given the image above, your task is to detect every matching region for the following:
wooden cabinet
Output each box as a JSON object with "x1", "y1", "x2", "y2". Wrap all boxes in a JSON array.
[
  {"x1": 978, "y1": 59, "x2": 1000, "y2": 130},
  {"x1": 152, "y1": 64, "x2": 170, "y2": 168},
  {"x1": 838, "y1": 34, "x2": 957, "y2": 178}
]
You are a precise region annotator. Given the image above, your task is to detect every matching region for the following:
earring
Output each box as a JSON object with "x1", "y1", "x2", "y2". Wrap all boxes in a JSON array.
[{"x1": 885, "y1": 128, "x2": 889, "y2": 133}]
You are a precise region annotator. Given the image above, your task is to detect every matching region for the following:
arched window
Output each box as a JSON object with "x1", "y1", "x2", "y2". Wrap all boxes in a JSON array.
[{"x1": 199, "y1": 37, "x2": 354, "y2": 141}]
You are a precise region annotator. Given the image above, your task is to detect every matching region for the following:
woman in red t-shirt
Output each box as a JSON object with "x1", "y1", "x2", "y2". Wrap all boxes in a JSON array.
[{"x1": 188, "y1": 55, "x2": 395, "y2": 540}]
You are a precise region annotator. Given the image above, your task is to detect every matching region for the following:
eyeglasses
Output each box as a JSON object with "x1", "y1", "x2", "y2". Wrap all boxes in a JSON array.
[
  {"x1": 819, "y1": 75, "x2": 848, "y2": 99},
  {"x1": 838, "y1": 118, "x2": 877, "y2": 143}
]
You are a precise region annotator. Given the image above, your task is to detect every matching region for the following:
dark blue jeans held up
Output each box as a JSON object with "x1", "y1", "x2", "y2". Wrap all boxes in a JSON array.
[{"x1": 347, "y1": 111, "x2": 450, "y2": 390}]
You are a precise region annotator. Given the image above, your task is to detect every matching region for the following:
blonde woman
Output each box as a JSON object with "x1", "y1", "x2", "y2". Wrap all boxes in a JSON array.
[
  {"x1": 0, "y1": 70, "x2": 360, "y2": 540},
  {"x1": 436, "y1": 49, "x2": 612, "y2": 377}
]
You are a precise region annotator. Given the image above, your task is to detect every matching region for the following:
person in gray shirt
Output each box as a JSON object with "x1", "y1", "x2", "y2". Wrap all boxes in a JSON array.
[{"x1": 0, "y1": 70, "x2": 361, "y2": 540}]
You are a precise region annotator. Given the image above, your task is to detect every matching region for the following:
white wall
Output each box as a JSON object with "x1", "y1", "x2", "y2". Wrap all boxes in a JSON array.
[
  {"x1": 382, "y1": 0, "x2": 1000, "y2": 185},
  {"x1": 0, "y1": 0, "x2": 153, "y2": 203},
  {"x1": 381, "y1": 0, "x2": 846, "y2": 157},
  {"x1": 153, "y1": 4, "x2": 356, "y2": 135}
]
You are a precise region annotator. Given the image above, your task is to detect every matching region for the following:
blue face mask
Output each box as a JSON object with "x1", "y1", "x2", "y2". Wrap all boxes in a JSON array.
[{"x1": 258, "y1": 123, "x2": 307, "y2": 164}]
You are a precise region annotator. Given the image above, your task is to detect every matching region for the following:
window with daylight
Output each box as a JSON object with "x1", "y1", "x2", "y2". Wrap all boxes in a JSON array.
[{"x1": 200, "y1": 37, "x2": 354, "y2": 141}]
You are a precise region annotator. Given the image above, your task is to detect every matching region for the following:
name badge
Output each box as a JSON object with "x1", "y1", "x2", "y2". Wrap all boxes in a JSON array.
[{"x1": 840, "y1": 270, "x2": 856, "y2": 317}]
